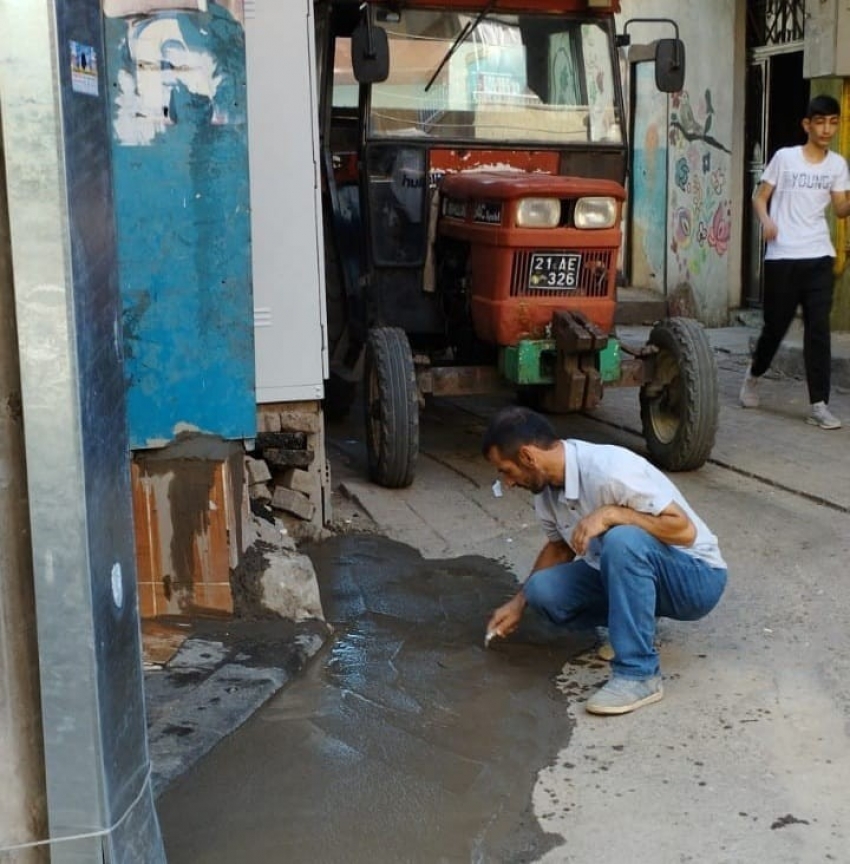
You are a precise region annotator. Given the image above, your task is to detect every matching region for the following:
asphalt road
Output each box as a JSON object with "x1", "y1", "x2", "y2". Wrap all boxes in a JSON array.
[{"x1": 160, "y1": 327, "x2": 850, "y2": 863}]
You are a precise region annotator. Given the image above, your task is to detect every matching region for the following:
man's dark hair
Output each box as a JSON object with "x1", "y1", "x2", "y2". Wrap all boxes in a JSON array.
[
  {"x1": 481, "y1": 406, "x2": 558, "y2": 459},
  {"x1": 805, "y1": 95, "x2": 841, "y2": 119}
]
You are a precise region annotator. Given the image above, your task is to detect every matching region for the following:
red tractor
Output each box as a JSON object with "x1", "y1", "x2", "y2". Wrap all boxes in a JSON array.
[{"x1": 317, "y1": 0, "x2": 718, "y2": 487}]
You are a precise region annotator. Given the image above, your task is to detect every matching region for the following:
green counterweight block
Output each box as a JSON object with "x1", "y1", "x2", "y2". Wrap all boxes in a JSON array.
[
  {"x1": 500, "y1": 340, "x2": 556, "y2": 386},
  {"x1": 501, "y1": 338, "x2": 621, "y2": 387},
  {"x1": 598, "y1": 339, "x2": 622, "y2": 384}
]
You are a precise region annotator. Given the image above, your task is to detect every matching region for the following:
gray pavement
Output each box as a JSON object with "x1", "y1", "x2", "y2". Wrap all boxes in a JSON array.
[{"x1": 155, "y1": 323, "x2": 850, "y2": 863}]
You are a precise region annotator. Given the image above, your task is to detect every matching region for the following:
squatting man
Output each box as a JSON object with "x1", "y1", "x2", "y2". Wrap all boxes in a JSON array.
[{"x1": 483, "y1": 407, "x2": 727, "y2": 716}]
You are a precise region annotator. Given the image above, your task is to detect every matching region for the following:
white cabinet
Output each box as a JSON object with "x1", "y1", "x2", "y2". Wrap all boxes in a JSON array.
[{"x1": 245, "y1": 0, "x2": 328, "y2": 403}]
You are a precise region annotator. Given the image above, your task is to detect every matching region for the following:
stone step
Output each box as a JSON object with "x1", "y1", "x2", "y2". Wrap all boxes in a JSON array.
[{"x1": 614, "y1": 286, "x2": 668, "y2": 326}]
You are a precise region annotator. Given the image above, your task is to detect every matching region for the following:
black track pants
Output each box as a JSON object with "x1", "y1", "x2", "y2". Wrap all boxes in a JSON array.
[{"x1": 750, "y1": 256, "x2": 835, "y2": 404}]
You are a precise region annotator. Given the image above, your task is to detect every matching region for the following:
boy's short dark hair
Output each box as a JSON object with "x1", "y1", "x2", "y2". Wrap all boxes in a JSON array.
[{"x1": 805, "y1": 95, "x2": 841, "y2": 119}]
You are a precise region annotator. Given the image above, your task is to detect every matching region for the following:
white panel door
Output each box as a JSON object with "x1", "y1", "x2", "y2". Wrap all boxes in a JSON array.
[{"x1": 246, "y1": 0, "x2": 328, "y2": 403}]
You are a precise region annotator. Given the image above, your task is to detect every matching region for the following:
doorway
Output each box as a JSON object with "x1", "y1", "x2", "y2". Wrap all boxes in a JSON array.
[{"x1": 743, "y1": 0, "x2": 809, "y2": 307}]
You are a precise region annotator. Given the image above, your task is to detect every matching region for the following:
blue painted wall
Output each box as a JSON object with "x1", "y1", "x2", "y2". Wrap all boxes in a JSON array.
[
  {"x1": 104, "y1": 2, "x2": 255, "y2": 448},
  {"x1": 630, "y1": 61, "x2": 668, "y2": 292}
]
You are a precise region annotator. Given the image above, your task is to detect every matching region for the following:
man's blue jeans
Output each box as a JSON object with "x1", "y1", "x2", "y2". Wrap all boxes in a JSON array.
[{"x1": 522, "y1": 526, "x2": 727, "y2": 680}]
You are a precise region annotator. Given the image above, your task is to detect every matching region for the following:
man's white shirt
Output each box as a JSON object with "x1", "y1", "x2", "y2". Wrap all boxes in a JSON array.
[
  {"x1": 761, "y1": 145, "x2": 850, "y2": 260},
  {"x1": 533, "y1": 440, "x2": 726, "y2": 570}
]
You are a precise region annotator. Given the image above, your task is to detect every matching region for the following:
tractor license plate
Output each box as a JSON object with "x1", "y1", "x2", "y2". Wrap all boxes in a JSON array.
[{"x1": 528, "y1": 253, "x2": 581, "y2": 290}]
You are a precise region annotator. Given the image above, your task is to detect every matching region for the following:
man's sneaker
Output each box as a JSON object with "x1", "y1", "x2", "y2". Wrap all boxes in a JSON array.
[
  {"x1": 597, "y1": 642, "x2": 615, "y2": 662},
  {"x1": 807, "y1": 401, "x2": 842, "y2": 430},
  {"x1": 586, "y1": 675, "x2": 663, "y2": 716},
  {"x1": 592, "y1": 627, "x2": 614, "y2": 661},
  {"x1": 739, "y1": 368, "x2": 760, "y2": 408}
]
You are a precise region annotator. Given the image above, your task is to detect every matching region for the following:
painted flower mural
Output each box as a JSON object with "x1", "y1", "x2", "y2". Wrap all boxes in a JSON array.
[
  {"x1": 675, "y1": 156, "x2": 690, "y2": 192},
  {"x1": 708, "y1": 201, "x2": 732, "y2": 256},
  {"x1": 667, "y1": 87, "x2": 733, "y2": 289},
  {"x1": 672, "y1": 207, "x2": 692, "y2": 251},
  {"x1": 710, "y1": 168, "x2": 726, "y2": 196}
]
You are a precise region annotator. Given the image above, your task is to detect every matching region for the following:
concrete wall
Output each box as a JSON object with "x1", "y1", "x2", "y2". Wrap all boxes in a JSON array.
[
  {"x1": 833, "y1": 80, "x2": 850, "y2": 332},
  {"x1": 619, "y1": 0, "x2": 746, "y2": 325},
  {"x1": 811, "y1": 78, "x2": 850, "y2": 332}
]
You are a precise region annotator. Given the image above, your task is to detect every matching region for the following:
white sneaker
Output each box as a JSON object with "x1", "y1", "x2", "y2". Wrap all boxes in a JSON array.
[
  {"x1": 586, "y1": 675, "x2": 664, "y2": 715},
  {"x1": 739, "y1": 368, "x2": 760, "y2": 408},
  {"x1": 807, "y1": 401, "x2": 842, "y2": 430}
]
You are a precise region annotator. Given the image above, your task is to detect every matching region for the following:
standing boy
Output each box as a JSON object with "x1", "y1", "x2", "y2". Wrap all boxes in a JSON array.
[{"x1": 740, "y1": 95, "x2": 850, "y2": 428}]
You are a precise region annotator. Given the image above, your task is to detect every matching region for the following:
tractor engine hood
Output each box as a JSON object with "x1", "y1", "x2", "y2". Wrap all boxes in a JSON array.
[{"x1": 438, "y1": 170, "x2": 625, "y2": 203}]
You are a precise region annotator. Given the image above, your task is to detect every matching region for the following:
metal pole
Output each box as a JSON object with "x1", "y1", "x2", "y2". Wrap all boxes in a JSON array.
[
  {"x1": 0, "y1": 104, "x2": 50, "y2": 863},
  {"x1": 1, "y1": 1, "x2": 166, "y2": 859}
]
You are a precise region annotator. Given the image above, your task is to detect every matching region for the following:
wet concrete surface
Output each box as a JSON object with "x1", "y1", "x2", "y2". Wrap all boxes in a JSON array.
[
  {"x1": 146, "y1": 615, "x2": 329, "y2": 796},
  {"x1": 159, "y1": 534, "x2": 598, "y2": 864}
]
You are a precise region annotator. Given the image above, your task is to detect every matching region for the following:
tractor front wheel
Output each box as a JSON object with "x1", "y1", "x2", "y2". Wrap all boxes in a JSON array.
[
  {"x1": 639, "y1": 318, "x2": 718, "y2": 471},
  {"x1": 364, "y1": 327, "x2": 419, "y2": 488}
]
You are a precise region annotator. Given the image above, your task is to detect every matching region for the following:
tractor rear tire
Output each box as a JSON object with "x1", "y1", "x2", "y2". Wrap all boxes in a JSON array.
[
  {"x1": 639, "y1": 317, "x2": 718, "y2": 471},
  {"x1": 364, "y1": 327, "x2": 419, "y2": 488}
]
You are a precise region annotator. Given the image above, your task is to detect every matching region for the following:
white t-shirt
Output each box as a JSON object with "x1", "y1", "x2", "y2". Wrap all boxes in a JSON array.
[
  {"x1": 533, "y1": 440, "x2": 726, "y2": 570},
  {"x1": 761, "y1": 145, "x2": 850, "y2": 260}
]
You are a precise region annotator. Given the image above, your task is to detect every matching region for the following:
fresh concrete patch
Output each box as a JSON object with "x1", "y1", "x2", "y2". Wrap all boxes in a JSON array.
[
  {"x1": 146, "y1": 511, "x2": 330, "y2": 797},
  {"x1": 146, "y1": 618, "x2": 330, "y2": 797}
]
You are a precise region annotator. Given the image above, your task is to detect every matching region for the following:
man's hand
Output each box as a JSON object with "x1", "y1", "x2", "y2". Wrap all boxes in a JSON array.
[
  {"x1": 571, "y1": 502, "x2": 696, "y2": 552},
  {"x1": 486, "y1": 592, "x2": 526, "y2": 639},
  {"x1": 761, "y1": 217, "x2": 778, "y2": 241},
  {"x1": 570, "y1": 508, "x2": 611, "y2": 555},
  {"x1": 752, "y1": 181, "x2": 777, "y2": 240},
  {"x1": 833, "y1": 190, "x2": 850, "y2": 219}
]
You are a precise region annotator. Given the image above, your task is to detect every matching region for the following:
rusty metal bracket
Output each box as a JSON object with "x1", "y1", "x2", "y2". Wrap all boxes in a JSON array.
[
  {"x1": 417, "y1": 365, "x2": 508, "y2": 397},
  {"x1": 602, "y1": 356, "x2": 646, "y2": 389},
  {"x1": 540, "y1": 311, "x2": 611, "y2": 411},
  {"x1": 552, "y1": 310, "x2": 609, "y2": 353},
  {"x1": 619, "y1": 340, "x2": 659, "y2": 358}
]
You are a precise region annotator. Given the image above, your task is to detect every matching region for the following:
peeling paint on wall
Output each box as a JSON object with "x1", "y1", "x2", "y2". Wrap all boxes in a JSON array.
[
  {"x1": 631, "y1": 62, "x2": 668, "y2": 291},
  {"x1": 103, "y1": 0, "x2": 255, "y2": 448},
  {"x1": 106, "y1": 6, "x2": 247, "y2": 145}
]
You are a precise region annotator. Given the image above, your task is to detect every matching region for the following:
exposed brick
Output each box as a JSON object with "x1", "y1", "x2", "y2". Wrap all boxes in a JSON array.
[
  {"x1": 244, "y1": 456, "x2": 272, "y2": 485},
  {"x1": 263, "y1": 447, "x2": 314, "y2": 469},
  {"x1": 257, "y1": 431, "x2": 308, "y2": 451},
  {"x1": 281, "y1": 467, "x2": 320, "y2": 499},
  {"x1": 278, "y1": 408, "x2": 320, "y2": 434},
  {"x1": 271, "y1": 485, "x2": 315, "y2": 521},
  {"x1": 248, "y1": 484, "x2": 272, "y2": 503},
  {"x1": 257, "y1": 409, "x2": 282, "y2": 432}
]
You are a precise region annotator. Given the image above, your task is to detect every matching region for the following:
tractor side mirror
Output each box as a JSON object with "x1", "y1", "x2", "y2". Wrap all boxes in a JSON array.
[
  {"x1": 351, "y1": 18, "x2": 389, "y2": 84},
  {"x1": 655, "y1": 38, "x2": 685, "y2": 92}
]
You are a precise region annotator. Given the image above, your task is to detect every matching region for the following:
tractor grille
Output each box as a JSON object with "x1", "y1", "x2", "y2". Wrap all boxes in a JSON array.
[{"x1": 509, "y1": 248, "x2": 614, "y2": 298}]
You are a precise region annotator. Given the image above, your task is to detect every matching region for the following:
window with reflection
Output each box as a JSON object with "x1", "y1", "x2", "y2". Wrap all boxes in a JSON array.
[{"x1": 367, "y1": 10, "x2": 622, "y2": 145}]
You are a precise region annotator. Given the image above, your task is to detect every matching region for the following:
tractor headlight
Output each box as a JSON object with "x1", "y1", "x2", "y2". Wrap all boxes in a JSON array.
[
  {"x1": 574, "y1": 197, "x2": 618, "y2": 229},
  {"x1": 516, "y1": 198, "x2": 561, "y2": 228}
]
